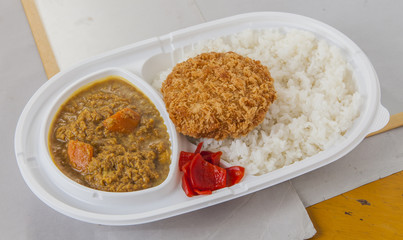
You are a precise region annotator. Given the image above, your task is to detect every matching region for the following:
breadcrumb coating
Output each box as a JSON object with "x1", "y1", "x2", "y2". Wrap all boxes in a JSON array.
[{"x1": 161, "y1": 52, "x2": 276, "y2": 140}]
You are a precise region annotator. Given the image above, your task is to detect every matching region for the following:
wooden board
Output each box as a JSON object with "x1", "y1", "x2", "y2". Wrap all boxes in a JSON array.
[{"x1": 307, "y1": 171, "x2": 403, "y2": 239}]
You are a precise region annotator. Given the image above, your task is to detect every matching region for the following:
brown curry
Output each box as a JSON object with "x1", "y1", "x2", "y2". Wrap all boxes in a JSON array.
[{"x1": 48, "y1": 76, "x2": 171, "y2": 192}]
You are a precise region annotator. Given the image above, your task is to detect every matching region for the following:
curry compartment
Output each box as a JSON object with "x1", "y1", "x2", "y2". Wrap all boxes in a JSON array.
[{"x1": 40, "y1": 68, "x2": 181, "y2": 204}]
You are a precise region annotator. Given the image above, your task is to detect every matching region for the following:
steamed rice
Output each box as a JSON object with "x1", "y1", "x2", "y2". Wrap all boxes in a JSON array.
[{"x1": 152, "y1": 29, "x2": 361, "y2": 175}]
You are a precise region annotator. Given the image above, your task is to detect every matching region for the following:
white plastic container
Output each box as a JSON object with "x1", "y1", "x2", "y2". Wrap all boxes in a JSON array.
[{"x1": 15, "y1": 12, "x2": 389, "y2": 225}]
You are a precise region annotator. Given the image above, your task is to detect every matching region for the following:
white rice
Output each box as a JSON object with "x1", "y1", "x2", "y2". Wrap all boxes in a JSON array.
[{"x1": 152, "y1": 29, "x2": 361, "y2": 175}]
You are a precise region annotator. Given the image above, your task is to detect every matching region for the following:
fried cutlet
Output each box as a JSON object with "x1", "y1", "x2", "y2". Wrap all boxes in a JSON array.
[{"x1": 161, "y1": 51, "x2": 276, "y2": 140}]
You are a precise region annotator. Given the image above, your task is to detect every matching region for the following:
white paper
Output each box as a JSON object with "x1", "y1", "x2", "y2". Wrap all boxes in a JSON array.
[{"x1": 92, "y1": 181, "x2": 316, "y2": 240}]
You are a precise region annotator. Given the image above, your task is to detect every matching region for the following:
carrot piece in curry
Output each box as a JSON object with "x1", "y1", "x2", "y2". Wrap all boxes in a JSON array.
[
  {"x1": 67, "y1": 140, "x2": 93, "y2": 172},
  {"x1": 103, "y1": 108, "x2": 141, "y2": 133}
]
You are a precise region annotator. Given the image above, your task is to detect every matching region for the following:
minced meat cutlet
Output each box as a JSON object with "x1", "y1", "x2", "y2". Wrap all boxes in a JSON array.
[{"x1": 161, "y1": 51, "x2": 276, "y2": 140}]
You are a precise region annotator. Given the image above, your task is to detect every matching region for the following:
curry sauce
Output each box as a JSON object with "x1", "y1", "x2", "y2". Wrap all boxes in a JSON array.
[{"x1": 48, "y1": 76, "x2": 171, "y2": 192}]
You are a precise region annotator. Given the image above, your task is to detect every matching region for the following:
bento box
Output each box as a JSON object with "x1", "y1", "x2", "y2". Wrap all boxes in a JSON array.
[{"x1": 15, "y1": 12, "x2": 389, "y2": 225}]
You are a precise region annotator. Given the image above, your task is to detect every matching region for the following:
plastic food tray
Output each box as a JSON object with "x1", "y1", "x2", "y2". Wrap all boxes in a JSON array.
[{"x1": 15, "y1": 12, "x2": 389, "y2": 225}]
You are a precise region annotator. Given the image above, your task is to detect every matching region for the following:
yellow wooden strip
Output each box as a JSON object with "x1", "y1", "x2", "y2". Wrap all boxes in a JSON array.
[
  {"x1": 21, "y1": 0, "x2": 60, "y2": 79},
  {"x1": 307, "y1": 171, "x2": 403, "y2": 239}
]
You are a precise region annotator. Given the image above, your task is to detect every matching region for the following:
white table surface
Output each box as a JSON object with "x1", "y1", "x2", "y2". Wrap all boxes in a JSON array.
[{"x1": 1, "y1": 0, "x2": 402, "y2": 239}]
